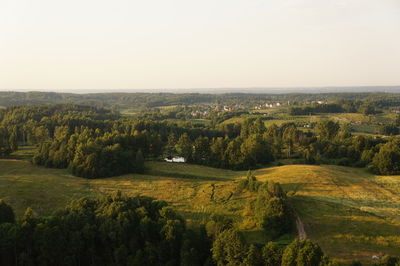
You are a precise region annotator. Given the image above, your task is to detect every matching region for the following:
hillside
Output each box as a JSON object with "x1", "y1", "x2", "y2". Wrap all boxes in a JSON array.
[
  {"x1": 255, "y1": 165, "x2": 400, "y2": 263},
  {"x1": 1, "y1": 152, "x2": 400, "y2": 263}
]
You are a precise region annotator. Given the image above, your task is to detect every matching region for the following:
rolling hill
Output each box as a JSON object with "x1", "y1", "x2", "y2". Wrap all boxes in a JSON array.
[{"x1": 0, "y1": 152, "x2": 399, "y2": 263}]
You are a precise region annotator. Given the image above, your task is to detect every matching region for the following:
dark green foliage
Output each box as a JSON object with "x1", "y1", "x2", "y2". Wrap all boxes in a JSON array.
[
  {"x1": 244, "y1": 244, "x2": 263, "y2": 266},
  {"x1": 0, "y1": 199, "x2": 15, "y2": 224},
  {"x1": 0, "y1": 193, "x2": 212, "y2": 266},
  {"x1": 205, "y1": 213, "x2": 234, "y2": 239},
  {"x1": 372, "y1": 139, "x2": 400, "y2": 175},
  {"x1": 289, "y1": 103, "x2": 344, "y2": 115},
  {"x1": 316, "y1": 120, "x2": 340, "y2": 141},
  {"x1": 379, "y1": 124, "x2": 399, "y2": 136},
  {"x1": 254, "y1": 182, "x2": 293, "y2": 238},
  {"x1": 262, "y1": 242, "x2": 283, "y2": 265},
  {"x1": 238, "y1": 171, "x2": 262, "y2": 192},
  {"x1": 256, "y1": 196, "x2": 293, "y2": 238},
  {"x1": 376, "y1": 255, "x2": 400, "y2": 266},
  {"x1": 281, "y1": 240, "x2": 325, "y2": 266},
  {"x1": 0, "y1": 101, "x2": 397, "y2": 177},
  {"x1": 33, "y1": 131, "x2": 142, "y2": 178},
  {"x1": 210, "y1": 232, "x2": 333, "y2": 266},
  {"x1": 359, "y1": 103, "x2": 379, "y2": 115},
  {"x1": 135, "y1": 149, "x2": 145, "y2": 173},
  {"x1": 211, "y1": 229, "x2": 248, "y2": 266},
  {"x1": 180, "y1": 227, "x2": 212, "y2": 266},
  {"x1": 0, "y1": 126, "x2": 18, "y2": 156}
]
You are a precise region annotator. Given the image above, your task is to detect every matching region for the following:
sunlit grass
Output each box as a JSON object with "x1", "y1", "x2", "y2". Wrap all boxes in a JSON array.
[{"x1": 254, "y1": 164, "x2": 400, "y2": 263}]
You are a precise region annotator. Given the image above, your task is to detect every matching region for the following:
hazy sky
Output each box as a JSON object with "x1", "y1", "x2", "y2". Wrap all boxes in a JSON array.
[{"x1": 1, "y1": 0, "x2": 399, "y2": 91}]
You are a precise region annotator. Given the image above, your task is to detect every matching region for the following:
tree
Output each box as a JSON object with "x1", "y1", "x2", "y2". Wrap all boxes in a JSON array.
[
  {"x1": 244, "y1": 244, "x2": 262, "y2": 266},
  {"x1": 225, "y1": 138, "x2": 245, "y2": 169},
  {"x1": 240, "y1": 134, "x2": 272, "y2": 167},
  {"x1": 372, "y1": 139, "x2": 400, "y2": 174},
  {"x1": 0, "y1": 199, "x2": 15, "y2": 224},
  {"x1": 359, "y1": 104, "x2": 377, "y2": 115},
  {"x1": 283, "y1": 124, "x2": 298, "y2": 157},
  {"x1": 262, "y1": 242, "x2": 282, "y2": 266},
  {"x1": 205, "y1": 214, "x2": 233, "y2": 239},
  {"x1": 192, "y1": 136, "x2": 210, "y2": 164},
  {"x1": 254, "y1": 183, "x2": 292, "y2": 238},
  {"x1": 316, "y1": 120, "x2": 339, "y2": 141},
  {"x1": 377, "y1": 255, "x2": 400, "y2": 266},
  {"x1": 282, "y1": 240, "x2": 324, "y2": 266},
  {"x1": 0, "y1": 193, "x2": 212, "y2": 265},
  {"x1": 379, "y1": 124, "x2": 399, "y2": 136},
  {"x1": 135, "y1": 149, "x2": 145, "y2": 173},
  {"x1": 175, "y1": 133, "x2": 193, "y2": 161},
  {"x1": 256, "y1": 197, "x2": 292, "y2": 238},
  {"x1": 212, "y1": 229, "x2": 247, "y2": 266}
]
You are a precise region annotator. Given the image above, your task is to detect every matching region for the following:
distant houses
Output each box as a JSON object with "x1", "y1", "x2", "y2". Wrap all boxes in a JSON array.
[{"x1": 254, "y1": 102, "x2": 284, "y2": 110}]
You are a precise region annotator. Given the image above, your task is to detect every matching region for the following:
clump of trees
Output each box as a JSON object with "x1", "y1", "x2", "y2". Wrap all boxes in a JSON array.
[
  {"x1": 32, "y1": 128, "x2": 148, "y2": 178},
  {"x1": 370, "y1": 138, "x2": 400, "y2": 175},
  {"x1": 0, "y1": 126, "x2": 17, "y2": 156},
  {"x1": 379, "y1": 124, "x2": 399, "y2": 136},
  {"x1": 289, "y1": 103, "x2": 345, "y2": 115},
  {"x1": 254, "y1": 182, "x2": 293, "y2": 238},
  {"x1": 0, "y1": 194, "x2": 212, "y2": 266},
  {"x1": 239, "y1": 176, "x2": 294, "y2": 239},
  {"x1": 288, "y1": 100, "x2": 382, "y2": 116},
  {"x1": 238, "y1": 171, "x2": 262, "y2": 192},
  {"x1": 211, "y1": 229, "x2": 335, "y2": 266},
  {"x1": 164, "y1": 118, "x2": 274, "y2": 170}
]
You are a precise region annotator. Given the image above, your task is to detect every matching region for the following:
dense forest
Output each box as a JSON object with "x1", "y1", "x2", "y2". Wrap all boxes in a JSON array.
[{"x1": 0, "y1": 103, "x2": 400, "y2": 177}]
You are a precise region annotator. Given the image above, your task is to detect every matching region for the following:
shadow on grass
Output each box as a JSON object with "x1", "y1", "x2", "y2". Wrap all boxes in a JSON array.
[
  {"x1": 290, "y1": 195, "x2": 400, "y2": 241},
  {"x1": 145, "y1": 169, "x2": 228, "y2": 181}
]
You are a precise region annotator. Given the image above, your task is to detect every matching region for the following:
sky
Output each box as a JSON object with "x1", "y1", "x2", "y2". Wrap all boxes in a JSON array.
[{"x1": 0, "y1": 0, "x2": 399, "y2": 91}]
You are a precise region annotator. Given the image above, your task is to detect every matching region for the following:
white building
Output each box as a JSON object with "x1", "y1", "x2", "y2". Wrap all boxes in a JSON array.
[{"x1": 164, "y1": 157, "x2": 186, "y2": 163}]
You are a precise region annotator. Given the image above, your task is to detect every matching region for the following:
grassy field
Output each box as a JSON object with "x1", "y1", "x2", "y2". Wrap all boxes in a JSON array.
[
  {"x1": 1, "y1": 151, "x2": 400, "y2": 263},
  {"x1": 254, "y1": 165, "x2": 400, "y2": 263}
]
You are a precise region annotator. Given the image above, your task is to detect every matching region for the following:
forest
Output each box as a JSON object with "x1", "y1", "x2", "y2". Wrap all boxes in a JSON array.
[{"x1": 0, "y1": 104, "x2": 399, "y2": 178}]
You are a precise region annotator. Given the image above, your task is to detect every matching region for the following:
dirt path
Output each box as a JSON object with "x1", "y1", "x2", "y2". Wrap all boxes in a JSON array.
[{"x1": 296, "y1": 216, "x2": 307, "y2": 240}]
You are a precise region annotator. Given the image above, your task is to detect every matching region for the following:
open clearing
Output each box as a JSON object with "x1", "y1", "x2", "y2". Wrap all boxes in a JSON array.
[{"x1": 1, "y1": 155, "x2": 400, "y2": 263}]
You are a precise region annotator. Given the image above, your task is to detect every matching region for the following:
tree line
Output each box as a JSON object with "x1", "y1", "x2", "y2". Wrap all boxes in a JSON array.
[
  {"x1": 289, "y1": 100, "x2": 380, "y2": 116},
  {"x1": 1, "y1": 104, "x2": 400, "y2": 177}
]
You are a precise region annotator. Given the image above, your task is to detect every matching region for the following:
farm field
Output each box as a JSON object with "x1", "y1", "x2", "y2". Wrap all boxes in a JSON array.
[{"x1": 1, "y1": 154, "x2": 400, "y2": 263}]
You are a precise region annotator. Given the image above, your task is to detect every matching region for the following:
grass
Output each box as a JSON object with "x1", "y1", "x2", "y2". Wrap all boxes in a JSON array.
[
  {"x1": 0, "y1": 149, "x2": 252, "y2": 234},
  {"x1": 0, "y1": 160, "x2": 94, "y2": 217},
  {"x1": 146, "y1": 161, "x2": 245, "y2": 180},
  {"x1": 254, "y1": 165, "x2": 400, "y2": 264},
  {"x1": 1, "y1": 149, "x2": 400, "y2": 263}
]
